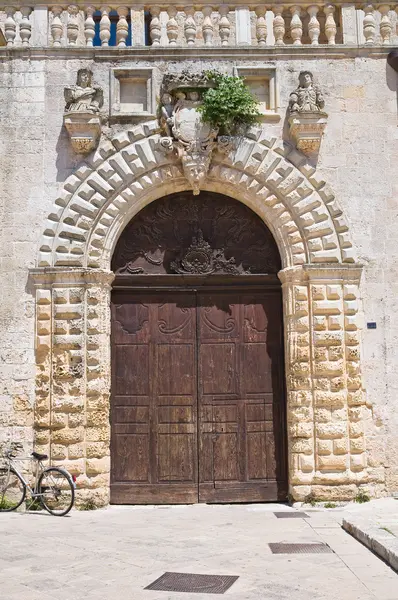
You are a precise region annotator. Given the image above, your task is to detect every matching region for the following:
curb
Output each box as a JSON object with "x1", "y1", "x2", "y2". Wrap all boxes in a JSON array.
[{"x1": 342, "y1": 516, "x2": 398, "y2": 572}]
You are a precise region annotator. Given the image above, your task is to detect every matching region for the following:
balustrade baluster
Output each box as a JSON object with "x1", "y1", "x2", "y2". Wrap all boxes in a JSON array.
[
  {"x1": 290, "y1": 6, "x2": 302, "y2": 45},
  {"x1": 20, "y1": 7, "x2": 32, "y2": 47},
  {"x1": 4, "y1": 6, "x2": 17, "y2": 46},
  {"x1": 116, "y1": 6, "x2": 129, "y2": 47},
  {"x1": 379, "y1": 4, "x2": 392, "y2": 44},
  {"x1": 255, "y1": 7, "x2": 267, "y2": 46},
  {"x1": 324, "y1": 4, "x2": 337, "y2": 45},
  {"x1": 307, "y1": 5, "x2": 320, "y2": 45},
  {"x1": 363, "y1": 4, "x2": 376, "y2": 44},
  {"x1": 84, "y1": 6, "x2": 96, "y2": 46},
  {"x1": 184, "y1": 6, "x2": 197, "y2": 45},
  {"x1": 272, "y1": 5, "x2": 285, "y2": 45},
  {"x1": 219, "y1": 5, "x2": 231, "y2": 46},
  {"x1": 166, "y1": 8, "x2": 179, "y2": 45},
  {"x1": 51, "y1": 6, "x2": 64, "y2": 46},
  {"x1": 150, "y1": 7, "x2": 161, "y2": 45},
  {"x1": 67, "y1": 5, "x2": 79, "y2": 46},
  {"x1": 100, "y1": 6, "x2": 111, "y2": 46},
  {"x1": 202, "y1": 6, "x2": 214, "y2": 46}
]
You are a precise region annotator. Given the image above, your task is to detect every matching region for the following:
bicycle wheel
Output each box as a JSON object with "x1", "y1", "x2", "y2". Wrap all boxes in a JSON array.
[
  {"x1": 0, "y1": 467, "x2": 26, "y2": 511},
  {"x1": 38, "y1": 467, "x2": 75, "y2": 516}
]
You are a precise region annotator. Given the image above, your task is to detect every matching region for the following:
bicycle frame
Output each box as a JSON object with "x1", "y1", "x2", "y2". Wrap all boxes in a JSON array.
[{"x1": 4, "y1": 455, "x2": 47, "y2": 498}]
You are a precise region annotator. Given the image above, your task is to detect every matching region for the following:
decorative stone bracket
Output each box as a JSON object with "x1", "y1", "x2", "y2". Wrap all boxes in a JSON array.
[
  {"x1": 288, "y1": 111, "x2": 328, "y2": 157},
  {"x1": 64, "y1": 112, "x2": 101, "y2": 155}
]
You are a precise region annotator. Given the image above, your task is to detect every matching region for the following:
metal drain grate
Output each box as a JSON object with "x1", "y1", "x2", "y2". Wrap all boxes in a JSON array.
[
  {"x1": 269, "y1": 543, "x2": 333, "y2": 554},
  {"x1": 274, "y1": 512, "x2": 309, "y2": 519},
  {"x1": 145, "y1": 572, "x2": 239, "y2": 594}
]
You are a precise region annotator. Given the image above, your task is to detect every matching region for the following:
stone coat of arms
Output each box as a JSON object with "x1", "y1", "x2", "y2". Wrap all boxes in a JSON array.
[{"x1": 159, "y1": 72, "x2": 226, "y2": 195}]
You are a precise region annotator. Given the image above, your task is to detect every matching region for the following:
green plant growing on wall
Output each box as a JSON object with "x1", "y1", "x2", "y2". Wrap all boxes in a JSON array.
[{"x1": 198, "y1": 71, "x2": 260, "y2": 136}]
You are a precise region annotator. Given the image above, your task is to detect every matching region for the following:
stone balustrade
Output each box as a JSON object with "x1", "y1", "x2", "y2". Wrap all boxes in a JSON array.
[{"x1": 0, "y1": 3, "x2": 397, "y2": 48}]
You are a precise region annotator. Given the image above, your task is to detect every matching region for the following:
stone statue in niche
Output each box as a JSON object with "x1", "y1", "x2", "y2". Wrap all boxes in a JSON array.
[
  {"x1": 63, "y1": 68, "x2": 103, "y2": 155},
  {"x1": 288, "y1": 71, "x2": 328, "y2": 157},
  {"x1": 158, "y1": 72, "x2": 228, "y2": 195},
  {"x1": 64, "y1": 68, "x2": 103, "y2": 114},
  {"x1": 288, "y1": 71, "x2": 325, "y2": 115}
]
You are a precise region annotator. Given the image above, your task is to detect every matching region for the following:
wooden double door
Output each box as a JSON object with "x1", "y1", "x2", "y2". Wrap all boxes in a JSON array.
[{"x1": 111, "y1": 288, "x2": 287, "y2": 504}]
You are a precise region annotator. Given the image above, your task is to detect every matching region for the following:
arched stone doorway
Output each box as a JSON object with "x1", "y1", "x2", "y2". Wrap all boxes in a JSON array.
[
  {"x1": 110, "y1": 191, "x2": 287, "y2": 504},
  {"x1": 31, "y1": 123, "x2": 370, "y2": 507}
]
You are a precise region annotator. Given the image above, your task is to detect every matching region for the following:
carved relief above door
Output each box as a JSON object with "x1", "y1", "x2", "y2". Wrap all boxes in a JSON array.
[{"x1": 111, "y1": 191, "x2": 281, "y2": 276}]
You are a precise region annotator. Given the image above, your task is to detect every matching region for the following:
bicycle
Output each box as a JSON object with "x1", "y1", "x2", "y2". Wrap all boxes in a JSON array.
[{"x1": 0, "y1": 442, "x2": 76, "y2": 516}]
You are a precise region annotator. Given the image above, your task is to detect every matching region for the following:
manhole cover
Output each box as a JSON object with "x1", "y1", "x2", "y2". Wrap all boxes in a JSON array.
[
  {"x1": 274, "y1": 512, "x2": 309, "y2": 519},
  {"x1": 269, "y1": 543, "x2": 333, "y2": 554},
  {"x1": 145, "y1": 572, "x2": 239, "y2": 594}
]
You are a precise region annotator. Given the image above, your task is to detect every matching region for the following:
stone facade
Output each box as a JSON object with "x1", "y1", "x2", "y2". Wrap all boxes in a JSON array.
[{"x1": 1, "y1": 4, "x2": 398, "y2": 505}]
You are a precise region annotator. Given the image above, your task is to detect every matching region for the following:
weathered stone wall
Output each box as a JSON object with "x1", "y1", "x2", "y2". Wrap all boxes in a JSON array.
[{"x1": 0, "y1": 49, "x2": 397, "y2": 503}]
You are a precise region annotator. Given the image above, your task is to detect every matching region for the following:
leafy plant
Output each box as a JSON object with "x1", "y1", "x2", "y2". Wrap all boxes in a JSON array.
[
  {"x1": 324, "y1": 502, "x2": 337, "y2": 509},
  {"x1": 0, "y1": 498, "x2": 17, "y2": 510},
  {"x1": 304, "y1": 492, "x2": 317, "y2": 507},
  {"x1": 26, "y1": 498, "x2": 43, "y2": 511},
  {"x1": 198, "y1": 71, "x2": 260, "y2": 136},
  {"x1": 354, "y1": 490, "x2": 370, "y2": 504},
  {"x1": 77, "y1": 499, "x2": 97, "y2": 511}
]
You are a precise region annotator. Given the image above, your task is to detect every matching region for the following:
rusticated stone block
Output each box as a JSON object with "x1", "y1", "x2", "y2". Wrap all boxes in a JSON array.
[
  {"x1": 68, "y1": 413, "x2": 85, "y2": 428},
  {"x1": 334, "y1": 438, "x2": 349, "y2": 455},
  {"x1": 317, "y1": 454, "x2": 348, "y2": 471},
  {"x1": 317, "y1": 439, "x2": 333, "y2": 455},
  {"x1": 314, "y1": 347, "x2": 328, "y2": 361},
  {"x1": 68, "y1": 443, "x2": 84, "y2": 459},
  {"x1": 86, "y1": 442, "x2": 109, "y2": 458},
  {"x1": 53, "y1": 458, "x2": 85, "y2": 475},
  {"x1": 290, "y1": 438, "x2": 314, "y2": 454},
  {"x1": 51, "y1": 444, "x2": 67, "y2": 460},
  {"x1": 314, "y1": 360, "x2": 344, "y2": 376},
  {"x1": 289, "y1": 422, "x2": 313, "y2": 439},
  {"x1": 314, "y1": 408, "x2": 331, "y2": 423},
  {"x1": 299, "y1": 455, "x2": 315, "y2": 472},
  {"x1": 52, "y1": 427, "x2": 84, "y2": 445},
  {"x1": 86, "y1": 411, "x2": 109, "y2": 428},
  {"x1": 314, "y1": 331, "x2": 343, "y2": 346},
  {"x1": 350, "y1": 436, "x2": 366, "y2": 453},
  {"x1": 350, "y1": 422, "x2": 364, "y2": 438},
  {"x1": 328, "y1": 346, "x2": 344, "y2": 361},
  {"x1": 86, "y1": 457, "x2": 110, "y2": 475},
  {"x1": 350, "y1": 454, "x2": 366, "y2": 471},
  {"x1": 52, "y1": 396, "x2": 84, "y2": 413},
  {"x1": 316, "y1": 422, "x2": 347, "y2": 439},
  {"x1": 291, "y1": 406, "x2": 313, "y2": 422},
  {"x1": 86, "y1": 425, "x2": 110, "y2": 442}
]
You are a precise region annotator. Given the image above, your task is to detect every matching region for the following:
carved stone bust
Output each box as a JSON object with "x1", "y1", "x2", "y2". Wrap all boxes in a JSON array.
[
  {"x1": 64, "y1": 68, "x2": 103, "y2": 114},
  {"x1": 288, "y1": 71, "x2": 325, "y2": 115}
]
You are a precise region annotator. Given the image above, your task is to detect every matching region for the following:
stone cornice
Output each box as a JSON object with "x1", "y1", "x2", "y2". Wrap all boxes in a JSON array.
[
  {"x1": 29, "y1": 268, "x2": 115, "y2": 287},
  {"x1": 278, "y1": 264, "x2": 364, "y2": 284},
  {"x1": 0, "y1": 45, "x2": 393, "y2": 62}
]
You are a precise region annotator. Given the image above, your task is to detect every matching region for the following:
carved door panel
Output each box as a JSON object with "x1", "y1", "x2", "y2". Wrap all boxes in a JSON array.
[
  {"x1": 197, "y1": 291, "x2": 287, "y2": 502},
  {"x1": 111, "y1": 292, "x2": 198, "y2": 504}
]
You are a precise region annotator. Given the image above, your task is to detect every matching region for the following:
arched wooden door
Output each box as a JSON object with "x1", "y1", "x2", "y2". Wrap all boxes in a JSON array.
[{"x1": 110, "y1": 192, "x2": 287, "y2": 504}]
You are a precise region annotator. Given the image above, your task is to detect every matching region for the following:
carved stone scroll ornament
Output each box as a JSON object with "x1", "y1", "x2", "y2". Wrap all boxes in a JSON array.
[
  {"x1": 288, "y1": 71, "x2": 328, "y2": 157},
  {"x1": 64, "y1": 68, "x2": 104, "y2": 154},
  {"x1": 158, "y1": 72, "x2": 223, "y2": 195}
]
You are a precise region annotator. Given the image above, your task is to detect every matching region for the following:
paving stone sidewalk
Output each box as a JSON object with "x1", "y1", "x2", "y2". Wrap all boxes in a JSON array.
[
  {"x1": 1, "y1": 503, "x2": 397, "y2": 600},
  {"x1": 342, "y1": 497, "x2": 398, "y2": 573}
]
